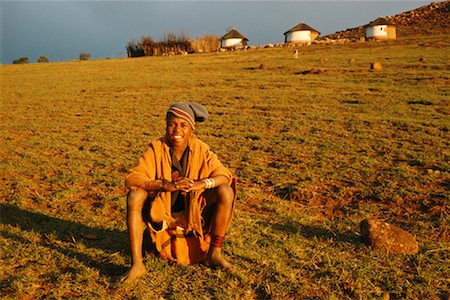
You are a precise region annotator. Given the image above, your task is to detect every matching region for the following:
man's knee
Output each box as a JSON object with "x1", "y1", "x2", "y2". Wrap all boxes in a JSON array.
[
  {"x1": 216, "y1": 184, "x2": 234, "y2": 206},
  {"x1": 127, "y1": 188, "x2": 148, "y2": 211}
]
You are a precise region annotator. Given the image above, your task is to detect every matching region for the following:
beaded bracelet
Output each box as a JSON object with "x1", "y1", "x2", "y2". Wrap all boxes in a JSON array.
[{"x1": 203, "y1": 178, "x2": 216, "y2": 189}]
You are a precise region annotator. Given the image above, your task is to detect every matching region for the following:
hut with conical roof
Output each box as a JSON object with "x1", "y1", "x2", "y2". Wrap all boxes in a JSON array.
[
  {"x1": 284, "y1": 23, "x2": 320, "y2": 44},
  {"x1": 219, "y1": 28, "x2": 249, "y2": 48},
  {"x1": 365, "y1": 17, "x2": 396, "y2": 40}
]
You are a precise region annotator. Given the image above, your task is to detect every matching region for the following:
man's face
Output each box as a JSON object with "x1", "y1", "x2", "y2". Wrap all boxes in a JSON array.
[{"x1": 166, "y1": 115, "x2": 193, "y2": 148}]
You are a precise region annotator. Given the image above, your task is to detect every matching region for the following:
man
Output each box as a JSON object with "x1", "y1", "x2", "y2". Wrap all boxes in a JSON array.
[{"x1": 122, "y1": 102, "x2": 236, "y2": 282}]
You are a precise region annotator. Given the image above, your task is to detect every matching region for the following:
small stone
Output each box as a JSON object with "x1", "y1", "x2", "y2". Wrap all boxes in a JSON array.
[
  {"x1": 370, "y1": 62, "x2": 382, "y2": 71},
  {"x1": 360, "y1": 218, "x2": 419, "y2": 254}
]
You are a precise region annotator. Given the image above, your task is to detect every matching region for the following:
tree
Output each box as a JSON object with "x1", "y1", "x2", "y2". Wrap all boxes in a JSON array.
[
  {"x1": 127, "y1": 38, "x2": 144, "y2": 57},
  {"x1": 13, "y1": 57, "x2": 29, "y2": 64},
  {"x1": 37, "y1": 56, "x2": 49, "y2": 63},
  {"x1": 139, "y1": 36, "x2": 155, "y2": 56},
  {"x1": 79, "y1": 53, "x2": 91, "y2": 60}
]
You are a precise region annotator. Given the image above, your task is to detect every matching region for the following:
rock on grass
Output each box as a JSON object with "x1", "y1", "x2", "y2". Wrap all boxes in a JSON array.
[
  {"x1": 370, "y1": 62, "x2": 382, "y2": 71},
  {"x1": 360, "y1": 218, "x2": 419, "y2": 254}
]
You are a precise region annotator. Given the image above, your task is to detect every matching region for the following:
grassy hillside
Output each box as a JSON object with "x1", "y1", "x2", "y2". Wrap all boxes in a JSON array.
[{"x1": 1, "y1": 34, "x2": 449, "y2": 299}]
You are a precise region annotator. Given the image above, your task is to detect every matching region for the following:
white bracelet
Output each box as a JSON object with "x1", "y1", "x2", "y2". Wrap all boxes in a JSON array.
[
  {"x1": 204, "y1": 178, "x2": 211, "y2": 189},
  {"x1": 204, "y1": 178, "x2": 215, "y2": 189},
  {"x1": 209, "y1": 178, "x2": 215, "y2": 189}
]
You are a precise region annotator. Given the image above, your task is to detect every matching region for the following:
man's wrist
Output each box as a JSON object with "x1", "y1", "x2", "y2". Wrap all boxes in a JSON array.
[{"x1": 160, "y1": 179, "x2": 167, "y2": 191}]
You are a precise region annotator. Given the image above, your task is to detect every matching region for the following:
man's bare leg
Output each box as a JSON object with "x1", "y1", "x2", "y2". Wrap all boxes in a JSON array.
[
  {"x1": 205, "y1": 184, "x2": 235, "y2": 271},
  {"x1": 121, "y1": 189, "x2": 148, "y2": 282}
]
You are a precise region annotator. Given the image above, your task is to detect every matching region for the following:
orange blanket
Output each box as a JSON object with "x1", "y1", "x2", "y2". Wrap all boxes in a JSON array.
[{"x1": 126, "y1": 135, "x2": 236, "y2": 264}]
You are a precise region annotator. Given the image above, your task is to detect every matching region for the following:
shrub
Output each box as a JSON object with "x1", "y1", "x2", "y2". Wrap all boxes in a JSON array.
[
  {"x1": 126, "y1": 38, "x2": 145, "y2": 57},
  {"x1": 126, "y1": 33, "x2": 219, "y2": 57},
  {"x1": 12, "y1": 57, "x2": 29, "y2": 64},
  {"x1": 37, "y1": 56, "x2": 49, "y2": 63},
  {"x1": 190, "y1": 35, "x2": 220, "y2": 53},
  {"x1": 79, "y1": 53, "x2": 91, "y2": 60}
]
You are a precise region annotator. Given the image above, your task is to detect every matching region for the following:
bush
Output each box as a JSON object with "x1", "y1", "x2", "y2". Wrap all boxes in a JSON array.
[
  {"x1": 127, "y1": 38, "x2": 145, "y2": 57},
  {"x1": 37, "y1": 56, "x2": 49, "y2": 63},
  {"x1": 13, "y1": 57, "x2": 29, "y2": 64},
  {"x1": 190, "y1": 35, "x2": 220, "y2": 53},
  {"x1": 126, "y1": 32, "x2": 219, "y2": 57},
  {"x1": 79, "y1": 53, "x2": 91, "y2": 60}
]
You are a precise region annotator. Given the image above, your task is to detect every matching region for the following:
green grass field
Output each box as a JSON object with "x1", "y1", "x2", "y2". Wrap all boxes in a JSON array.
[{"x1": 1, "y1": 34, "x2": 449, "y2": 299}]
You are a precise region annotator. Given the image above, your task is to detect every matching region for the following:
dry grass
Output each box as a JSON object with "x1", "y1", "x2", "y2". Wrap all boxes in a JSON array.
[{"x1": 1, "y1": 34, "x2": 449, "y2": 299}]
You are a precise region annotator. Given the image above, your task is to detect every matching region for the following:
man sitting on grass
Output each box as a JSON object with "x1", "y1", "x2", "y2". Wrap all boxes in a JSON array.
[{"x1": 122, "y1": 102, "x2": 237, "y2": 282}]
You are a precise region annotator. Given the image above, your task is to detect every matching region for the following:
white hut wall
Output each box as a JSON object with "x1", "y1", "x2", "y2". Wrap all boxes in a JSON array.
[
  {"x1": 286, "y1": 31, "x2": 311, "y2": 43},
  {"x1": 221, "y1": 38, "x2": 244, "y2": 48},
  {"x1": 366, "y1": 25, "x2": 388, "y2": 39}
]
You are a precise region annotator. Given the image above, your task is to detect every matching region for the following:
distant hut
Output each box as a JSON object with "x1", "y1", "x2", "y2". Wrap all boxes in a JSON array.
[
  {"x1": 220, "y1": 28, "x2": 249, "y2": 48},
  {"x1": 365, "y1": 17, "x2": 396, "y2": 40},
  {"x1": 284, "y1": 23, "x2": 320, "y2": 44}
]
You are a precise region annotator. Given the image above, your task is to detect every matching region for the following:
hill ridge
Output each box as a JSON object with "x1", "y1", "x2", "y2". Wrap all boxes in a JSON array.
[{"x1": 323, "y1": 0, "x2": 449, "y2": 40}]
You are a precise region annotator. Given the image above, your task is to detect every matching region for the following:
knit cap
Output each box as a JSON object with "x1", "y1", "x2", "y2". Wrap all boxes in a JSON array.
[{"x1": 166, "y1": 102, "x2": 209, "y2": 129}]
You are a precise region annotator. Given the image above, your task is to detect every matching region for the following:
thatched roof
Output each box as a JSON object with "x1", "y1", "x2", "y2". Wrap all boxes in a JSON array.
[
  {"x1": 284, "y1": 23, "x2": 320, "y2": 35},
  {"x1": 367, "y1": 17, "x2": 395, "y2": 27},
  {"x1": 220, "y1": 29, "x2": 249, "y2": 41}
]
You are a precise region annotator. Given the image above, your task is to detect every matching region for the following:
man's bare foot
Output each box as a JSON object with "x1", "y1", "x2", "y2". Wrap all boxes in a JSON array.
[
  {"x1": 204, "y1": 248, "x2": 235, "y2": 272},
  {"x1": 120, "y1": 263, "x2": 146, "y2": 283}
]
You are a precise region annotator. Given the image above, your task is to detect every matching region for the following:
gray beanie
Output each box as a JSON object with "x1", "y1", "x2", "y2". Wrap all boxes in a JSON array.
[{"x1": 166, "y1": 102, "x2": 209, "y2": 129}]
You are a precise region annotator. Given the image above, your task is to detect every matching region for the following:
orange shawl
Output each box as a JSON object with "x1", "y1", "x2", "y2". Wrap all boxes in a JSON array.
[{"x1": 125, "y1": 135, "x2": 236, "y2": 264}]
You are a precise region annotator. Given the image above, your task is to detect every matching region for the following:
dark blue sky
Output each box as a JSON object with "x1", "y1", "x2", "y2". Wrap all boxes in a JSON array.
[{"x1": 1, "y1": 1, "x2": 437, "y2": 64}]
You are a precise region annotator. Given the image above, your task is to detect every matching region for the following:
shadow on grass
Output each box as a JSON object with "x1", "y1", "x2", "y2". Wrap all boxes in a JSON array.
[
  {"x1": 267, "y1": 219, "x2": 361, "y2": 245},
  {"x1": 300, "y1": 225, "x2": 361, "y2": 244},
  {"x1": 0, "y1": 204, "x2": 132, "y2": 280}
]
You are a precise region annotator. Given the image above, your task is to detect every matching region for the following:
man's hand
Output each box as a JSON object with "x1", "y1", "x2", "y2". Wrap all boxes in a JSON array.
[
  {"x1": 163, "y1": 177, "x2": 194, "y2": 192},
  {"x1": 162, "y1": 177, "x2": 210, "y2": 192}
]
